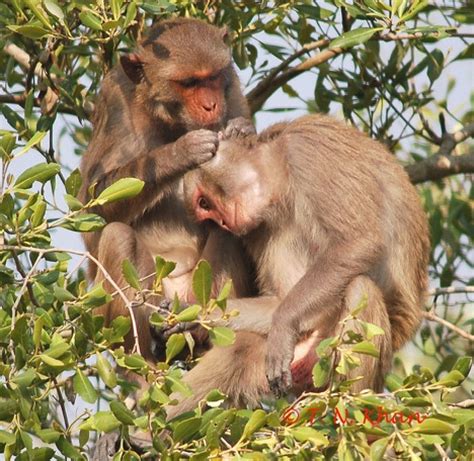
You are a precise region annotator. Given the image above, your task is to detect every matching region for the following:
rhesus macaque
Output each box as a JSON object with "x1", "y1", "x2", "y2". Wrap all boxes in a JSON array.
[
  {"x1": 168, "y1": 114, "x2": 430, "y2": 418},
  {"x1": 79, "y1": 18, "x2": 257, "y2": 362}
]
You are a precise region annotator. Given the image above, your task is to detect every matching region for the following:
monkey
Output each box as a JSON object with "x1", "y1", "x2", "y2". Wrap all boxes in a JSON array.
[
  {"x1": 79, "y1": 18, "x2": 259, "y2": 364},
  {"x1": 164, "y1": 114, "x2": 430, "y2": 418}
]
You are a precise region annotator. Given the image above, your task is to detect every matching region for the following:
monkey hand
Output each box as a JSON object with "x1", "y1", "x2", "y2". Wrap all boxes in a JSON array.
[
  {"x1": 265, "y1": 330, "x2": 295, "y2": 397},
  {"x1": 223, "y1": 117, "x2": 256, "y2": 139},
  {"x1": 174, "y1": 129, "x2": 219, "y2": 167}
]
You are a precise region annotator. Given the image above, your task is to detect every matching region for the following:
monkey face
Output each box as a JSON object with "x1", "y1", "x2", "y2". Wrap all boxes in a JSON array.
[
  {"x1": 120, "y1": 19, "x2": 233, "y2": 131},
  {"x1": 183, "y1": 141, "x2": 275, "y2": 236}
]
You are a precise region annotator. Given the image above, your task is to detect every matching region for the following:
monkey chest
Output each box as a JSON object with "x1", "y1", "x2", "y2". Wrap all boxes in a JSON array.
[{"x1": 254, "y1": 231, "x2": 309, "y2": 297}]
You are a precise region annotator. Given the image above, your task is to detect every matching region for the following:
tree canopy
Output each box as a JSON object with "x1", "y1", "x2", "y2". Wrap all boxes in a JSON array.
[{"x1": 0, "y1": 1, "x2": 473, "y2": 459}]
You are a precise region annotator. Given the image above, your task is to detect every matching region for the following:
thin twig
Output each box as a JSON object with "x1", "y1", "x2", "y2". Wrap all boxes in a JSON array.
[
  {"x1": 428, "y1": 286, "x2": 474, "y2": 296},
  {"x1": 422, "y1": 311, "x2": 474, "y2": 342},
  {"x1": 2, "y1": 245, "x2": 142, "y2": 356}
]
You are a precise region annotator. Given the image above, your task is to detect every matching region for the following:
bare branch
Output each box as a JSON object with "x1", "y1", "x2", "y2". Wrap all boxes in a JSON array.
[
  {"x1": 0, "y1": 92, "x2": 78, "y2": 116},
  {"x1": 4, "y1": 42, "x2": 41, "y2": 75},
  {"x1": 406, "y1": 123, "x2": 474, "y2": 184},
  {"x1": 422, "y1": 311, "x2": 474, "y2": 342},
  {"x1": 428, "y1": 286, "x2": 474, "y2": 296}
]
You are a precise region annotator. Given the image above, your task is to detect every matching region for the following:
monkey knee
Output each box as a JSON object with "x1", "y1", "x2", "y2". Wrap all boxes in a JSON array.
[
  {"x1": 97, "y1": 223, "x2": 141, "y2": 269},
  {"x1": 99, "y1": 222, "x2": 136, "y2": 251}
]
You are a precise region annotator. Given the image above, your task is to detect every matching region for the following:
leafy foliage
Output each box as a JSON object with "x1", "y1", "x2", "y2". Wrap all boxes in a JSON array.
[{"x1": 0, "y1": 0, "x2": 473, "y2": 459}]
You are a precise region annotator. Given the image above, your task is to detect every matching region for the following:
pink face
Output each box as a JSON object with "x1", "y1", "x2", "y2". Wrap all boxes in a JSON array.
[
  {"x1": 191, "y1": 183, "x2": 246, "y2": 234},
  {"x1": 186, "y1": 155, "x2": 270, "y2": 236}
]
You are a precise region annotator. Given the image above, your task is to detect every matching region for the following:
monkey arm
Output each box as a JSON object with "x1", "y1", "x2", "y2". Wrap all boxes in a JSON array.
[
  {"x1": 84, "y1": 130, "x2": 218, "y2": 224},
  {"x1": 265, "y1": 237, "x2": 383, "y2": 395},
  {"x1": 222, "y1": 296, "x2": 281, "y2": 333}
]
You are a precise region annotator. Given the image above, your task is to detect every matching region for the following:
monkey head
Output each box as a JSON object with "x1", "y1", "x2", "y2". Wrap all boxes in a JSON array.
[
  {"x1": 120, "y1": 18, "x2": 236, "y2": 130},
  {"x1": 184, "y1": 137, "x2": 289, "y2": 236}
]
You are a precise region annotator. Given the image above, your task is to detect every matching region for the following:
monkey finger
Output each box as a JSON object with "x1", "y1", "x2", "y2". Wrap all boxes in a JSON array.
[{"x1": 162, "y1": 321, "x2": 197, "y2": 340}]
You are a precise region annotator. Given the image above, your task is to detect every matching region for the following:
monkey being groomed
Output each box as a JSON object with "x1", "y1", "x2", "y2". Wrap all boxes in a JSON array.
[{"x1": 164, "y1": 113, "x2": 430, "y2": 418}]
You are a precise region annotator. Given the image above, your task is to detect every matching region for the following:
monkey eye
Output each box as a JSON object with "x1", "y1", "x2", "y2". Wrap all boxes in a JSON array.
[
  {"x1": 181, "y1": 77, "x2": 199, "y2": 88},
  {"x1": 198, "y1": 196, "x2": 211, "y2": 211}
]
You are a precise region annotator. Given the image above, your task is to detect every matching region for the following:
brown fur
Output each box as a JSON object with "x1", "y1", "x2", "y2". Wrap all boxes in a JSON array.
[
  {"x1": 80, "y1": 18, "x2": 253, "y2": 362},
  {"x1": 169, "y1": 114, "x2": 430, "y2": 417}
]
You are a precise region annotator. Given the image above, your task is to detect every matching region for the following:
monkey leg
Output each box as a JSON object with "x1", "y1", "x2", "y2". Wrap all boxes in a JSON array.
[
  {"x1": 290, "y1": 276, "x2": 392, "y2": 394},
  {"x1": 337, "y1": 275, "x2": 392, "y2": 392},
  {"x1": 166, "y1": 331, "x2": 270, "y2": 420},
  {"x1": 94, "y1": 222, "x2": 156, "y2": 362}
]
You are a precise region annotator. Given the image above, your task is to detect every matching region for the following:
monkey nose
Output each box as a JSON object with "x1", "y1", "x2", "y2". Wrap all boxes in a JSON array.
[{"x1": 202, "y1": 102, "x2": 217, "y2": 112}]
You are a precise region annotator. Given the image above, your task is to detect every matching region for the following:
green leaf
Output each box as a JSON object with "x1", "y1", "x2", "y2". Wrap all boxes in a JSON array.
[
  {"x1": 410, "y1": 418, "x2": 454, "y2": 435},
  {"x1": 36, "y1": 428, "x2": 61, "y2": 443},
  {"x1": 453, "y1": 356, "x2": 472, "y2": 377},
  {"x1": 436, "y1": 370, "x2": 466, "y2": 387},
  {"x1": 329, "y1": 27, "x2": 383, "y2": 49},
  {"x1": 216, "y1": 279, "x2": 233, "y2": 303},
  {"x1": 361, "y1": 321, "x2": 385, "y2": 339},
  {"x1": 65, "y1": 169, "x2": 82, "y2": 196},
  {"x1": 80, "y1": 411, "x2": 121, "y2": 432},
  {"x1": 123, "y1": 354, "x2": 148, "y2": 370},
  {"x1": 44, "y1": 0, "x2": 65, "y2": 22},
  {"x1": 240, "y1": 409, "x2": 266, "y2": 440},
  {"x1": 18, "y1": 131, "x2": 48, "y2": 156},
  {"x1": 0, "y1": 430, "x2": 15, "y2": 445},
  {"x1": 61, "y1": 213, "x2": 106, "y2": 232},
  {"x1": 166, "y1": 333, "x2": 186, "y2": 363},
  {"x1": 122, "y1": 259, "x2": 141, "y2": 290},
  {"x1": 14, "y1": 162, "x2": 60, "y2": 189},
  {"x1": 209, "y1": 326, "x2": 235, "y2": 347},
  {"x1": 173, "y1": 417, "x2": 201, "y2": 442},
  {"x1": 289, "y1": 427, "x2": 328, "y2": 446},
  {"x1": 370, "y1": 437, "x2": 389, "y2": 461},
  {"x1": 79, "y1": 10, "x2": 103, "y2": 30},
  {"x1": 0, "y1": 399, "x2": 18, "y2": 421},
  {"x1": 312, "y1": 356, "x2": 331, "y2": 388},
  {"x1": 166, "y1": 375, "x2": 193, "y2": 398},
  {"x1": 27, "y1": 448, "x2": 55, "y2": 461},
  {"x1": 111, "y1": 0, "x2": 123, "y2": 20},
  {"x1": 64, "y1": 194, "x2": 83, "y2": 211},
  {"x1": 96, "y1": 353, "x2": 117, "y2": 388},
  {"x1": 7, "y1": 25, "x2": 50, "y2": 39},
  {"x1": 192, "y1": 260, "x2": 212, "y2": 306},
  {"x1": 95, "y1": 178, "x2": 144, "y2": 204},
  {"x1": 73, "y1": 369, "x2": 97, "y2": 404},
  {"x1": 154, "y1": 256, "x2": 176, "y2": 284},
  {"x1": 110, "y1": 401, "x2": 134, "y2": 425},
  {"x1": 176, "y1": 305, "x2": 201, "y2": 322},
  {"x1": 39, "y1": 354, "x2": 64, "y2": 367},
  {"x1": 427, "y1": 49, "x2": 444, "y2": 83},
  {"x1": 351, "y1": 340, "x2": 380, "y2": 358}
]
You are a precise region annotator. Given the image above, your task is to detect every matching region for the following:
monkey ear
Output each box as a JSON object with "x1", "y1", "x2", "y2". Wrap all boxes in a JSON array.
[
  {"x1": 120, "y1": 53, "x2": 145, "y2": 84},
  {"x1": 220, "y1": 26, "x2": 231, "y2": 45}
]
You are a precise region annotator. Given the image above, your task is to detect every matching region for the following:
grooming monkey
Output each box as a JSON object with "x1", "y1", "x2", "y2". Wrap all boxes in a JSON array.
[
  {"x1": 165, "y1": 114, "x2": 430, "y2": 417},
  {"x1": 79, "y1": 18, "x2": 257, "y2": 362}
]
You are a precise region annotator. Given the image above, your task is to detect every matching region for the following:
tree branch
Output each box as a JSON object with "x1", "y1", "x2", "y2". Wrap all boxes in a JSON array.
[
  {"x1": 246, "y1": 31, "x2": 474, "y2": 114},
  {"x1": 0, "y1": 92, "x2": 78, "y2": 117},
  {"x1": 422, "y1": 310, "x2": 474, "y2": 342},
  {"x1": 406, "y1": 123, "x2": 474, "y2": 183},
  {"x1": 247, "y1": 41, "x2": 342, "y2": 114}
]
